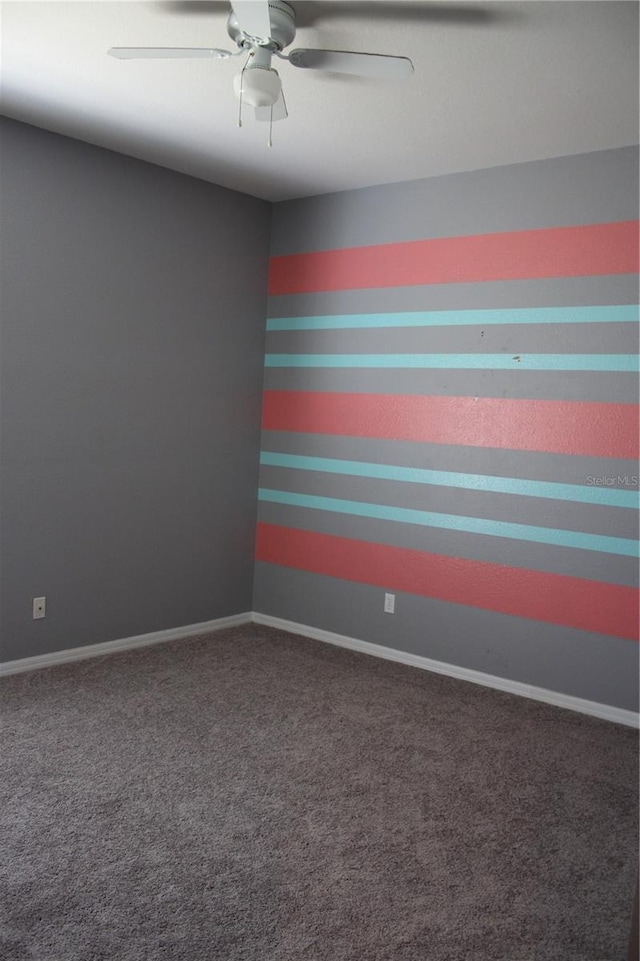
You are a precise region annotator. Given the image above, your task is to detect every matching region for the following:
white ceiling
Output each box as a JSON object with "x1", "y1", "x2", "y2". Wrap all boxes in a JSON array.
[{"x1": 1, "y1": 0, "x2": 638, "y2": 201}]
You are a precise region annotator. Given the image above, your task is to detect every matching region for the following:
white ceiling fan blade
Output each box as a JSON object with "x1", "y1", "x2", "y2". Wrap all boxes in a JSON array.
[
  {"x1": 108, "y1": 47, "x2": 233, "y2": 60},
  {"x1": 255, "y1": 91, "x2": 288, "y2": 122},
  {"x1": 288, "y1": 49, "x2": 414, "y2": 79},
  {"x1": 230, "y1": 1, "x2": 272, "y2": 39}
]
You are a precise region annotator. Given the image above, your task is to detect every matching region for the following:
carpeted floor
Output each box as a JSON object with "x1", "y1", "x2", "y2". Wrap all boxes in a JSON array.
[{"x1": 1, "y1": 624, "x2": 637, "y2": 961}]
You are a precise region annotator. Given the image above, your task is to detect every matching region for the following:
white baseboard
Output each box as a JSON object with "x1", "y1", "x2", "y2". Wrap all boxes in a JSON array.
[
  {"x1": 0, "y1": 612, "x2": 252, "y2": 677},
  {"x1": 251, "y1": 612, "x2": 639, "y2": 729},
  {"x1": 3, "y1": 611, "x2": 637, "y2": 729}
]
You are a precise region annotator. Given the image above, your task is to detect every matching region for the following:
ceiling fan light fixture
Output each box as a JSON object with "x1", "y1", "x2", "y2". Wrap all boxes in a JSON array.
[{"x1": 233, "y1": 65, "x2": 282, "y2": 108}]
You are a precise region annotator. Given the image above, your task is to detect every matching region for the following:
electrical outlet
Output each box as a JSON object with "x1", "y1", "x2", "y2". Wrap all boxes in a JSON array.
[
  {"x1": 384, "y1": 592, "x2": 395, "y2": 614},
  {"x1": 33, "y1": 596, "x2": 46, "y2": 619}
]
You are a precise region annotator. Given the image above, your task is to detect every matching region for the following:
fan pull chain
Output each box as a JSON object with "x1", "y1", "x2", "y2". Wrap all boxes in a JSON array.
[
  {"x1": 237, "y1": 69, "x2": 244, "y2": 127},
  {"x1": 238, "y1": 52, "x2": 252, "y2": 128}
]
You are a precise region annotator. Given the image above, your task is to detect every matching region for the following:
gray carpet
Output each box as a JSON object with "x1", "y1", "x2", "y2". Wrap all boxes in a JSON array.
[{"x1": 1, "y1": 624, "x2": 637, "y2": 961}]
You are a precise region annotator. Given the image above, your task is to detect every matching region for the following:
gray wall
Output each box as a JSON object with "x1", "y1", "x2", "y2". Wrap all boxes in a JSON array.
[
  {"x1": 0, "y1": 118, "x2": 271, "y2": 662},
  {"x1": 255, "y1": 146, "x2": 639, "y2": 711},
  {"x1": 2, "y1": 123, "x2": 638, "y2": 715}
]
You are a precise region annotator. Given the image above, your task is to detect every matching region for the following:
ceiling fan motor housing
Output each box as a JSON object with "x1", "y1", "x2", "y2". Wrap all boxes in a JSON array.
[{"x1": 227, "y1": 0, "x2": 296, "y2": 51}]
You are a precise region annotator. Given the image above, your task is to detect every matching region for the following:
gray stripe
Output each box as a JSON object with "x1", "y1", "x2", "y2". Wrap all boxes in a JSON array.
[
  {"x1": 258, "y1": 466, "x2": 638, "y2": 540},
  {"x1": 252, "y1": 562, "x2": 639, "y2": 712},
  {"x1": 263, "y1": 367, "x2": 639, "y2": 403},
  {"x1": 270, "y1": 146, "x2": 639, "y2": 255},
  {"x1": 265, "y1": 322, "x2": 639, "y2": 355},
  {"x1": 268, "y1": 275, "x2": 640, "y2": 319},
  {"x1": 262, "y1": 431, "x2": 640, "y2": 489},
  {"x1": 256, "y1": 502, "x2": 639, "y2": 588}
]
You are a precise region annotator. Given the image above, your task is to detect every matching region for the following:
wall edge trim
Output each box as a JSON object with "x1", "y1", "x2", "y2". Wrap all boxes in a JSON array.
[
  {"x1": 0, "y1": 613, "x2": 253, "y2": 677},
  {"x1": 251, "y1": 612, "x2": 639, "y2": 728},
  {"x1": 3, "y1": 611, "x2": 636, "y2": 728}
]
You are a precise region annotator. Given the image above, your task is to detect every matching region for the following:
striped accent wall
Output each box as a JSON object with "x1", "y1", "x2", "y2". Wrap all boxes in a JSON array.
[{"x1": 254, "y1": 148, "x2": 640, "y2": 712}]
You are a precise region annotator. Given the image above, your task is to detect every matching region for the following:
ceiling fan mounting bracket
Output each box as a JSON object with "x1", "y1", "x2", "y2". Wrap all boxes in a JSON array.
[{"x1": 227, "y1": 0, "x2": 296, "y2": 52}]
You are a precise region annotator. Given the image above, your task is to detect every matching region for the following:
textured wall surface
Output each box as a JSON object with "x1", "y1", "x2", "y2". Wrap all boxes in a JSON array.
[
  {"x1": 254, "y1": 147, "x2": 640, "y2": 711},
  {"x1": 0, "y1": 118, "x2": 271, "y2": 661}
]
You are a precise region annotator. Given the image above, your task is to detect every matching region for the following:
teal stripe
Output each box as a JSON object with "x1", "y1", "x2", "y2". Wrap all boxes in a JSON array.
[
  {"x1": 267, "y1": 305, "x2": 640, "y2": 331},
  {"x1": 258, "y1": 489, "x2": 640, "y2": 558},
  {"x1": 260, "y1": 452, "x2": 640, "y2": 509},
  {"x1": 265, "y1": 353, "x2": 639, "y2": 372}
]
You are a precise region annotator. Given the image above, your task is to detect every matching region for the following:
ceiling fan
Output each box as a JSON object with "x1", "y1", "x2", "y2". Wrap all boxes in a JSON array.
[{"x1": 108, "y1": 0, "x2": 414, "y2": 140}]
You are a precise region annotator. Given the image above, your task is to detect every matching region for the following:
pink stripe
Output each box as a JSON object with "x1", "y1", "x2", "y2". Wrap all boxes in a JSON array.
[
  {"x1": 268, "y1": 221, "x2": 639, "y2": 295},
  {"x1": 256, "y1": 524, "x2": 640, "y2": 641},
  {"x1": 261, "y1": 392, "x2": 640, "y2": 459}
]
